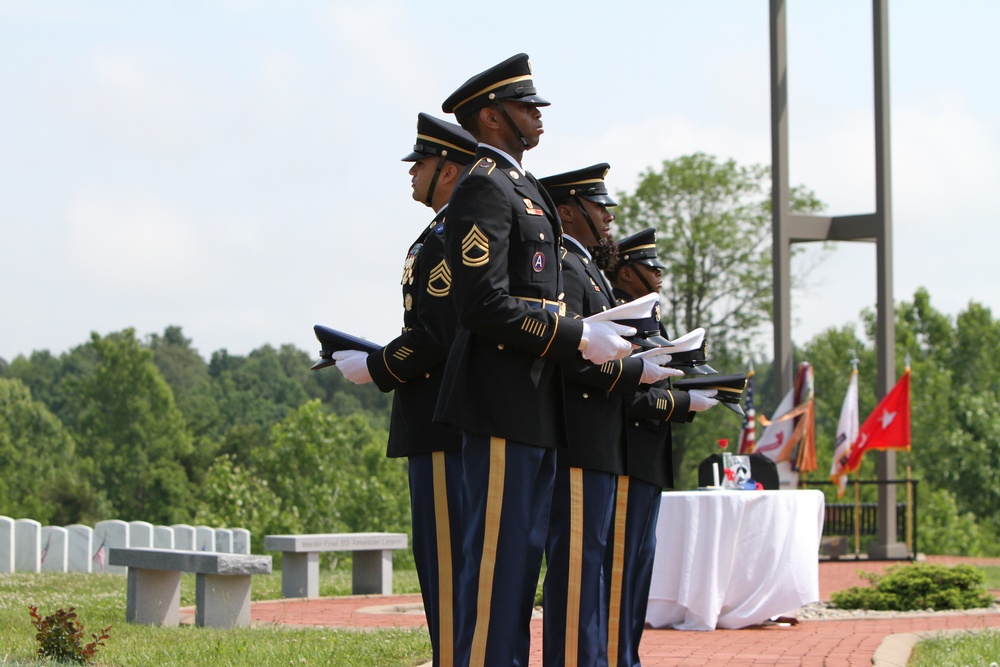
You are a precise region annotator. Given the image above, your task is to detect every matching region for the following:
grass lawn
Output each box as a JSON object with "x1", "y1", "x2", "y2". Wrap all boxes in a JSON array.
[
  {"x1": 982, "y1": 565, "x2": 1000, "y2": 591},
  {"x1": 908, "y1": 628, "x2": 1000, "y2": 667},
  {"x1": 0, "y1": 569, "x2": 430, "y2": 667}
]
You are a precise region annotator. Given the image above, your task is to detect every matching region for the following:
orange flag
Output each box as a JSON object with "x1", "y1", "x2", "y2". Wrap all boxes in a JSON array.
[{"x1": 844, "y1": 368, "x2": 911, "y2": 474}]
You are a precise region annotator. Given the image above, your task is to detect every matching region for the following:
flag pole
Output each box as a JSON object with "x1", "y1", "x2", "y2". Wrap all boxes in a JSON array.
[
  {"x1": 905, "y1": 462, "x2": 913, "y2": 557},
  {"x1": 849, "y1": 351, "x2": 861, "y2": 558},
  {"x1": 904, "y1": 354, "x2": 913, "y2": 558},
  {"x1": 853, "y1": 475, "x2": 861, "y2": 558}
]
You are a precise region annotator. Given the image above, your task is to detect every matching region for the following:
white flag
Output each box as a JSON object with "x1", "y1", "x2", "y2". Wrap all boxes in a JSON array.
[{"x1": 830, "y1": 369, "x2": 859, "y2": 497}]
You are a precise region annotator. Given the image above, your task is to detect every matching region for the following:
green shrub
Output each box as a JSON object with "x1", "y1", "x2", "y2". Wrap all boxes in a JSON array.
[
  {"x1": 27, "y1": 606, "x2": 111, "y2": 665},
  {"x1": 831, "y1": 563, "x2": 995, "y2": 611}
]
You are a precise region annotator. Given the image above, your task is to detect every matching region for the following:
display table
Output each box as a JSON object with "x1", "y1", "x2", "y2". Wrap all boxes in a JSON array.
[{"x1": 646, "y1": 489, "x2": 824, "y2": 631}]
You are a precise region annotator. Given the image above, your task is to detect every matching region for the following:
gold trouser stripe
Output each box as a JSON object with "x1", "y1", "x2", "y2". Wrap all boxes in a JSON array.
[
  {"x1": 432, "y1": 452, "x2": 454, "y2": 667},
  {"x1": 607, "y1": 475, "x2": 630, "y2": 665},
  {"x1": 565, "y1": 467, "x2": 584, "y2": 665},
  {"x1": 470, "y1": 437, "x2": 506, "y2": 667}
]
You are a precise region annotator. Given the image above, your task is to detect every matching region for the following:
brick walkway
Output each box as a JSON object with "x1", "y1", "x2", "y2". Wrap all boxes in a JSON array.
[{"x1": 249, "y1": 556, "x2": 1000, "y2": 666}]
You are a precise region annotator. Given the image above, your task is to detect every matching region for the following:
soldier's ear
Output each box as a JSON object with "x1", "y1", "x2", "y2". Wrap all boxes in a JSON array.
[
  {"x1": 479, "y1": 105, "x2": 502, "y2": 130},
  {"x1": 556, "y1": 202, "x2": 574, "y2": 223},
  {"x1": 440, "y1": 162, "x2": 462, "y2": 185}
]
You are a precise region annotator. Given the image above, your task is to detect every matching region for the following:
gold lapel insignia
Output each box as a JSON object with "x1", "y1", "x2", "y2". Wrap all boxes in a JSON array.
[{"x1": 462, "y1": 224, "x2": 490, "y2": 267}]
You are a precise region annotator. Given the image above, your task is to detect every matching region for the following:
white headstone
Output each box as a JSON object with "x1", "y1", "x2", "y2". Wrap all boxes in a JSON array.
[
  {"x1": 40, "y1": 526, "x2": 68, "y2": 573},
  {"x1": 14, "y1": 519, "x2": 41, "y2": 572},
  {"x1": 195, "y1": 525, "x2": 216, "y2": 552},
  {"x1": 128, "y1": 521, "x2": 154, "y2": 548},
  {"x1": 0, "y1": 516, "x2": 13, "y2": 573},
  {"x1": 66, "y1": 524, "x2": 93, "y2": 573},
  {"x1": 94, "y1": 519, "x2": 129, "y2": 574},
  {"x1": 154, "y1": 525, "x2": 175, "y2": 549},
  {"x1": 231, "y1": 528, "x2": 251, "y2": 555},
  {"x1": 171, "y1": 524, "x2": 195, "y2": 551},
  {"x1": 214, "y1": 528, "x2": 233, "y2": 553}
]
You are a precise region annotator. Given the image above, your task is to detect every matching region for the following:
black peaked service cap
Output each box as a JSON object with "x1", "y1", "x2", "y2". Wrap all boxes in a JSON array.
[
  {"x1": 538, "y1": 163, "x2": 618, "y2": 206},
  {"x1": 618, "y1": 228, "x2": 667, "y2": 270},
  {"x1": 673, "y1": 374, "x2": 749, "y2": 417},
  {"x1": 442, "y1": 53, "x2": 550, "y2": 122},
  {"x1": 401, "y1": 113, "x2": 477, "y2": 165}
]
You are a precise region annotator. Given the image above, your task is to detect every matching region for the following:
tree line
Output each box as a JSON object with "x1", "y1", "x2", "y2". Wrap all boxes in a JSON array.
[{"x1": 0, "y1": 326, "x2": 404, "y2": 556}]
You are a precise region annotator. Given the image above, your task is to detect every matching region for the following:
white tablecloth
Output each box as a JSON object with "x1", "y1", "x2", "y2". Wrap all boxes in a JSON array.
[{"x1": 646, "y1": 489, "x2": 825, "y2": 631}]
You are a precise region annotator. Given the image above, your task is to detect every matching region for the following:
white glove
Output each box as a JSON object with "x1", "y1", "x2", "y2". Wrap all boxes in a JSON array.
[
  {"x1": 640, "y1": 360, "x2": 684, "y2": 384},
  {"x1": 579, "y1": 321, "x2": 635, "y2": 364},
  {"x1": 641, "y1": 351, "x2": 674, "y2": 366},
  {"x1": 331, "y1": 350, "x2": 372, "y2": 384},
  {"x1": 688, "y1": 388, "x2": 719, "y2": 412}
]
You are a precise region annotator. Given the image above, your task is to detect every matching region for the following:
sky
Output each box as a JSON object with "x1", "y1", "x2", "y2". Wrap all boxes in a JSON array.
[{"x1": 2, "y1": 1, "x2": 998, "y2": 365}]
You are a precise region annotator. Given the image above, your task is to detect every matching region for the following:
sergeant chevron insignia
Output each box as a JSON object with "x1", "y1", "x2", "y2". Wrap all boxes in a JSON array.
[
  {"x1": 462, "y1": 225, "x2": 490, "y2": 267},
  {"x1": 427, "y1": 259, "x2": 452, "y2": 297}
]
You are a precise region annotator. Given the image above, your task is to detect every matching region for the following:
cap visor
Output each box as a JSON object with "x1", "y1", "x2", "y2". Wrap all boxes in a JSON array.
[
  {"x1": 310, "y1": 358, "x2": 337, "y2": 371},
  {"x1": 721, "y1": 401, "x2": 746, "y2": 417},
  {"x1": 400, "y1": 150, "x2": 423, "y2": 162},
  {"x1": 646, "y1": 334, "x2": 675, "y2": 348},
  {"x1": 515, "y1": 94, "x2": 550, "y2": 106},
  {"x1": 583, "y1": 194, "x2": 618, "y2": 206}
]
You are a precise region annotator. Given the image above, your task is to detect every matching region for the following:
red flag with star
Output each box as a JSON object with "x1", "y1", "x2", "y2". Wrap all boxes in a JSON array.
[{"x1": 844, "y1": 369, "x2": 911, "y2": 474}]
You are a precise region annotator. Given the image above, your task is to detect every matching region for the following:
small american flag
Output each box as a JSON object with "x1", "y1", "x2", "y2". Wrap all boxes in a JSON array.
[
  {"x1": 92, "y1": 538, "x2": 107, "y2": 572},
  {"x1": 737, "y1": 366, "x2": 756, "y2": 454}
]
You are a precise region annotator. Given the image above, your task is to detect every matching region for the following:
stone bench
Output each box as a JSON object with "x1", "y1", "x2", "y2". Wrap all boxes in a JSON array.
[
  {"x1": 109, "y1": 547, "x2": 271, "y2": 628},
  {"x1": 264, "y1": 532, "x2": 408, "y2": 598}
]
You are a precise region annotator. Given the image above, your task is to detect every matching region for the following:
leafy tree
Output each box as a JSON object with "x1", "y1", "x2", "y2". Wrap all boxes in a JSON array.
[
  {"x1": 193, "y1": 454, "x2": 295, "y2": 555},
  {"x1": 148, "y1": 326, "x2": 223, "y2": 484},
  {"x1": 0, "y1": 378, "x2": 110, "y2": 523},
  {"x1": 615, "y1": 152, "x2": 824, "y2": 354},
  {"x1": 251, "y1": 401, "x2": 407, "y2": 538},
  {"x1": 68, "y1": 330, "x2": 194, "y2": 523},
  {"x1": 917, "y1": 488, "x2": 995, "y2": 557}
]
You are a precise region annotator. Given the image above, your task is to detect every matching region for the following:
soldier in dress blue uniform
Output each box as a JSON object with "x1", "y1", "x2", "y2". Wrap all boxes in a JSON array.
[
  {"x1": 329, "y1": 112, "x2": 476, "y2": 667},
  {"x1": 602, "y1": 228, "x2": 719, "y2": 667},
  {"x1": 537, "y1": 165, "x2": 681, "y2": 667},
  {"x1": 434, "y1": 54, "x2": 635, "y2": 667}
]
